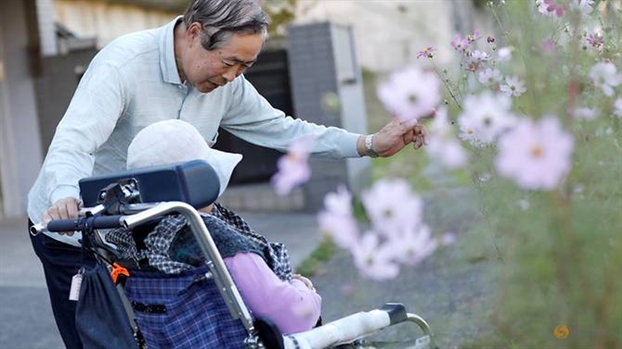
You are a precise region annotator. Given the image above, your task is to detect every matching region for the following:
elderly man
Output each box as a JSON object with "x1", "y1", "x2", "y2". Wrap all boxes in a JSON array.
[{"x1": 27, "y1": 0, "x2": 427, "y2": 347}]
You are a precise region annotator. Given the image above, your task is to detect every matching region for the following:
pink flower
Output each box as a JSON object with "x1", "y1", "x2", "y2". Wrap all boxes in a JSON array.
[
  {"x1": 586, "y1": 33, "x2": 604, "y2": 49},
  {"x1": 426, "y1": 107, "x2": 468, "y2": 169},
  {"x1": 451, "y1": 34, "x2": 470, "y2": 53},
  {"x1": 467, "y1": 30, "x2": 482, "y2": 43},
  {"x1": 377, "y1": 65, "x2": 441, "y2": 122},
  {"x1": 543, "y1": 0, "x2": 565, "y2": 17},
  {"x1": 271, "y1": 134, "x2": 316, "y2": 195},
  {"x1": 540, "y1": 39, "x2": 557, "y2": 54},
  {"x1": 361, "y1": 178, "x2": 424, "y2": 237},
  {"x1": 386, "y1": 225, "x2": 438, "y2": 266},
  {"x1": 495, "y1": 117, "x2": 574, "y2": 191},
  {"x1": 614, "y1": 98, "x2": 622, "y2": 118},
  {"x1": 317, "y1": 185, "x2": 359, "y2": 249},
  {"x1": 458, "y1": 92, "x2": 516, "y2": 147},
  {"x1": 351, "y1": 233, "x2": 400, "y2": 281},
  {"x1": 417, "y1": 46, "x2": 435, "y2": 59}
]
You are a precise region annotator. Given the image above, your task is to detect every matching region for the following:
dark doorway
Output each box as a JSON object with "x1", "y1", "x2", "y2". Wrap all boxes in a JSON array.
[{"x1": 213, "y1": 48, "x2": 294, "y2": 185}]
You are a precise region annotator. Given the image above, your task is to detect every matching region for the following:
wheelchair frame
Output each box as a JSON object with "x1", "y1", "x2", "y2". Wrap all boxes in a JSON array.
[{"x1": 31, "y1": 160, "x2": 435, "y2": 349}]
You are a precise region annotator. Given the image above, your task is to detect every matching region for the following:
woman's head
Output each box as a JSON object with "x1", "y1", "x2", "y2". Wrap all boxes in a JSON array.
[{"x1": 127, "y1": 119, "x2": 242, "y2": 198}]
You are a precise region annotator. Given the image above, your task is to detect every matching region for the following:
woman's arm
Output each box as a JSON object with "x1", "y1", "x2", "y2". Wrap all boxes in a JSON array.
[{"x1": 224, "y1": 252, "x2": 321, "y2": 334}]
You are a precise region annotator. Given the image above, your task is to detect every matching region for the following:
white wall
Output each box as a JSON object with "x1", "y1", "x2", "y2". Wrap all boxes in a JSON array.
[
  {"x1": 54, "y1": 0, "x2": 176, "y2": 48},
  {"x1": 293, "y1": 0, "x2": 493, "y2": 73}
]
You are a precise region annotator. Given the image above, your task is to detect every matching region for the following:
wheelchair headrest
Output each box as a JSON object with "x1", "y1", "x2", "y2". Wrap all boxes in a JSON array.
[{"x1": 79, "y1": 160, "x2": 220, "y2": 209}]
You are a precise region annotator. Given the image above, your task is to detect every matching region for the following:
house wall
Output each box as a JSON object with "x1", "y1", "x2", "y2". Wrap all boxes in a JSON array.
[
  {"x1": 292, "y1": 0, "x2": 494, "y2": 72},
  {"x1": 53, "y1": 0, "x2": 176, "y2": 48},
  {"x1": 0, "y1": 0, "x2": 44, "y2": 218}
]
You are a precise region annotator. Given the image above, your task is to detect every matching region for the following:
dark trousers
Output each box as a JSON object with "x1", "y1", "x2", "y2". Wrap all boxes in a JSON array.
[{"x1": 28, "y1": 220, "x2": 97, "y2": 349}]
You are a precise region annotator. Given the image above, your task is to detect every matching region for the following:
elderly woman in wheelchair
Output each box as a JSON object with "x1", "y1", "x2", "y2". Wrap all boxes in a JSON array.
[{"x1": 108, "y1": 120, "x2": 322, "y2": 346}]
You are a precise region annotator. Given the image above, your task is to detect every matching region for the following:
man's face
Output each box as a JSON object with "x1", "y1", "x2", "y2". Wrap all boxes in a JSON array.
[{"x1": 182, "y1": 23, "x2": 263, "y2": 93}]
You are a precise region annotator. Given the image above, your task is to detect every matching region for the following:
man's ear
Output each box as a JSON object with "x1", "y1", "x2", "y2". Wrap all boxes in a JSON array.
[{"x1": 187, "y1": 22, "x2": 203, "y2": 40}]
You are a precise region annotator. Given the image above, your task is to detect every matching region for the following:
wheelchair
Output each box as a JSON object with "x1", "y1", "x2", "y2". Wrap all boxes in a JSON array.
[{"x1": 31, "y1": 160, "x2": 435, "y2": 349}]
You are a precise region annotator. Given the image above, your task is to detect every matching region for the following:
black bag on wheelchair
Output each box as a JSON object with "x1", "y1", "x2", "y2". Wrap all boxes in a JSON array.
[{"x1": 75, "y1": 263, "x2": 139, "y2": 349}]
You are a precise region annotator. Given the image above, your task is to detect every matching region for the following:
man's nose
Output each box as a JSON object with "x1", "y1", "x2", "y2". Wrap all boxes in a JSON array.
[
  {"x1": 222, "y1": 66, "x2": 239, "y2": 82},
  {"x1": 222, "y1": 65, "x2": 244, "y2": 82}
]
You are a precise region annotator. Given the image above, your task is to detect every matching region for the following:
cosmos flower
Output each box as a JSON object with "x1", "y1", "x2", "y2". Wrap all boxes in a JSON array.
[
  {"x1": 386, "y1": 225, "x2": 438, "y2": 266},
  {"x1": 614, "y1": 97, "x2": 622, "y2": 118},
  {"x1": 417, "y1": 46, "x2": 435, "y2": 59},
  {"x1": 478, "y1": 68, "x2": 502, "y2": 86},
  {"x1": 500, "y1": 76, "x2": 527, "y2": 97},
  {"x1": 569, "y1": 0, "x2": 594, "y2": 19},
  {"x1": 586, "y1": 32, "x2": 604, "y2": 50},
  {"x1": 458, "y1": 92, "x2": 517, "y2": 147},
  {"x1": 425, "y1": 107, "x2": 468, "y2": 169},
  {"x1": 351, "y1": 233, "x2": 400, "y2": 281},
  {"x1": 361, "y1": 178, "x2": 424, "y2": 237},
  {"x1": 589, "y1": 62, "x2": 622, "y2": 97},
  {"x1": 542, "y1": 0, "x2": 565, "y2": 17},
  {"x1": 573, "y1": 107, "x2": 598, "y2": 120},
  {"x1": 495, "y1": 117, "x2": 574, "y2": 191},
  {"x1": 317, "y1": 185, "x2": 359, "y2": 249},
  {"x1": 271, "y1": 134, "x2": 315, "y2": 195},
  {"x1": 377, "y1": 65, "x2": 441, "y2": 121}
]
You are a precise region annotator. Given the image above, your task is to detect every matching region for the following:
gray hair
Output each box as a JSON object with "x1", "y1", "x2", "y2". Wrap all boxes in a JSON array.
[{"x1": 183, "y1": 0, "x2": 270, "y2": 50}]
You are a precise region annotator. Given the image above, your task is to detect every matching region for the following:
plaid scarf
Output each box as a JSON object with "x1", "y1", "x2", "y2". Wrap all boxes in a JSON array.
[{"x1": 106, "y1": 203, "x2": 293, "y2": 281}]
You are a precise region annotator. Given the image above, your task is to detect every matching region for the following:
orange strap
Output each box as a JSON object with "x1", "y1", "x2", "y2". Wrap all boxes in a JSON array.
[{"x1": 110, "y1": 262, "x2": 130, "y2": 284}]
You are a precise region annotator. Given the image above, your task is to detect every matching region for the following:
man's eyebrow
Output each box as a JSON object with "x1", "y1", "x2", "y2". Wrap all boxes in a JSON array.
[{"x1": 223, "y1": 56, "x2": 256, "y2": 65}]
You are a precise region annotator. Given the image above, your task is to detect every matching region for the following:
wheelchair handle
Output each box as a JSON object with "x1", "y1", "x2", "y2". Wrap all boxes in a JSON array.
[{"x1": 30, "y1": 215, "x2": 125, "y2": 236}]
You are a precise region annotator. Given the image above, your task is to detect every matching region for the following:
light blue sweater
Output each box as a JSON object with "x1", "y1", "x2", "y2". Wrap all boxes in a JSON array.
[{"x1": 28, "y1": 17, "x2": 361, "y2": 246}]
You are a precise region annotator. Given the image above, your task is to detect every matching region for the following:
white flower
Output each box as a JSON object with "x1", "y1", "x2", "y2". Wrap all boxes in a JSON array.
[
  {"x1": 569, "y1": 0, "x2": 594, "y2": 19},
  {"x1": 478, "y1": 68, "x2": 502, "y2": 86},
  {"x1": 500, "y1": 76, "x2": 527, "y2": 97},
  {"x1": 614, "y1": 97, "x2": 622, "y2": 118},
  {"x1": 589, "y1": 62, "x2": 622, "y2": 97},
  {"x1": 458, "y1": 92, "x2": 517, "y2": 147},
  {"x1": 470, "y1": 50, "x2": 491, "y2": 63},
  {"x1": 518, "y1": 199, "x2": 530, "y2": 211},
  {"x1": 495, "y1": 117, "x2": 574, "y2": 191},
  {"x1": 573, "y1": 107, "x2": 598, "y2": 120},
  {"x1": 497, "y1": 46, "x2": 514, "y2": 61},
  {"x1": 377, "y1": 65, "x2": 441, "y2": 121}
]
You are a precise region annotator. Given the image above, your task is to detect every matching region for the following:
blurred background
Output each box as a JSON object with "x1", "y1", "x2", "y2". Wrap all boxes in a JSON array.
[{"x1": 0, "y1": 0, "x2": 492, "y2": 220}]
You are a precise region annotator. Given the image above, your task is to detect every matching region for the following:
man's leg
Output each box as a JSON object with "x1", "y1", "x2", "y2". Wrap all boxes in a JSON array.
[{"x1": 28, "y1": 221, "x2": 96, "y2": 349}]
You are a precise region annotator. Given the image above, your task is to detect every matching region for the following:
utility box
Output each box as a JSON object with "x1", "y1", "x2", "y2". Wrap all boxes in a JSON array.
[{"x1": 286, "y1": 22, "x2": 371, "y2": 211}]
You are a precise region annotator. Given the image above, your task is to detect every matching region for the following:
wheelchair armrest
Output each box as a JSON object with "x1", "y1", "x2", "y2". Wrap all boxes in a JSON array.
[
  {"x1": 282, "y1": 303, "x2": 434, "y2": 349},
  {"x1": 79, "y1": 160, "x2": 220, "y2": 209}
]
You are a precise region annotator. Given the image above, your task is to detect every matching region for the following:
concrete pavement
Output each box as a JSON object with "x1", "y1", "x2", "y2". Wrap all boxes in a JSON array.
[{"x1": 0, "y1": 210, "x2": 322, "y2": 349}]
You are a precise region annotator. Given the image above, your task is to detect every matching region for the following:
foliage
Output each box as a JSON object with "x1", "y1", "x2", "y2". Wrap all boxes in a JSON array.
[
  {"x1": 403, "y1": 1, "x2": 622, "y2": 347},
  {"x1": 261, "y1": 0, "x2": 317, "y2": 38}
]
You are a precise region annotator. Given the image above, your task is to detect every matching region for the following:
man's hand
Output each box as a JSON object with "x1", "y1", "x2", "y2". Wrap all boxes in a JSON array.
[
  {"x1": 359, "y1": 118, "x2": 429, "y2": 158},
  {"x1": 42, "y1": 197, "x2": 81, "y2": 236}
]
